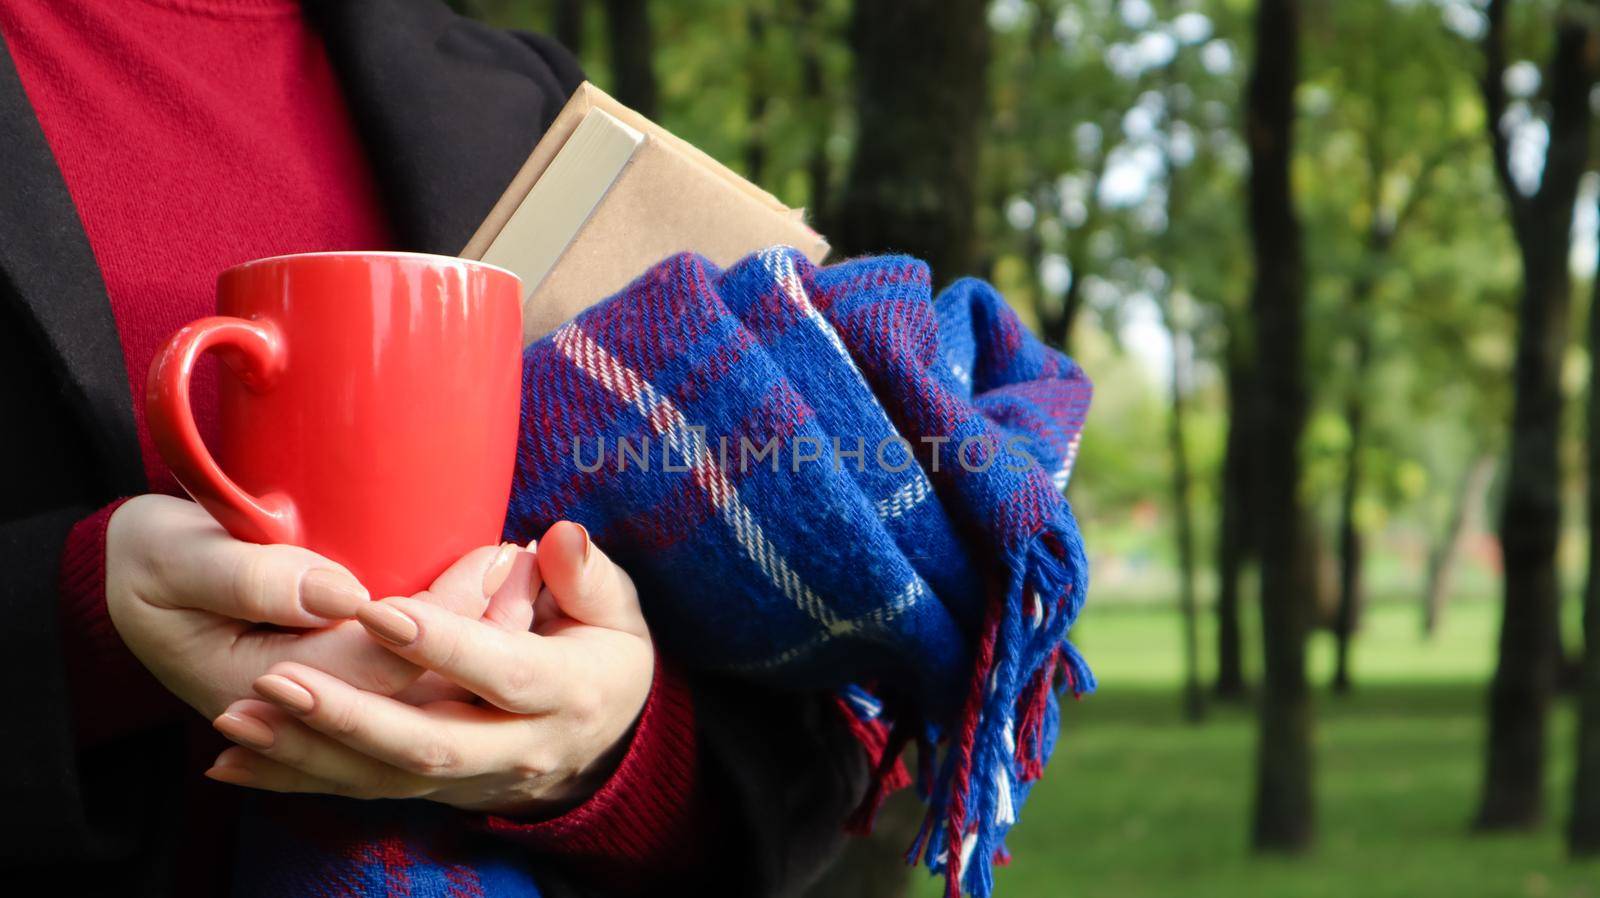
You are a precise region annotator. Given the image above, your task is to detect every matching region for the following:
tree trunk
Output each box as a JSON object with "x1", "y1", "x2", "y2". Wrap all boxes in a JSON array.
[
  {"x1": 1026, "y1": 181, "x2": 1065, "y2": 349},
  {"x1": 797, "y1": 0, "x2": 831, "y2": 234},
  {"x1": 1570, "y1": 190, "x2": 1600, "y2": 855},
  {"x1": 1038, "y1": 157, "x2": 1105, "y2": 355},
  {"x1": 1480, "y1": 239, "x2": 1574, "y2": 828},
  {"x1": 1330, "y1": 386, "x2": 1365, "y2": 694},
  {"x1": 1421, "y1": 456, "x2": 1494, "y2": 637},
  {"x1": 1475, "y1": 1, "x2": 1593, "y2": 831},
  {"x1": 1167, "y1": 306, "x2": 1205, "y2": 723},
  {"x1": 831, "y1": 0, "x2": 989, "y2": 285},
  {"x1": 1054, "y1": 264, "x2": 1085, "y2": 351},
  {"x1": 1039, "y1": 229, "x2": 1088, "y2": 353},
  {"x1": 1215, "y1": 334, "x2": 1253, "y2": 699},
  {"x1": 744, "y1": 4, "x2": 770, "y2": 185},
  {"x1": 601, "y1": 0, "x2": 659, "y2": 119},
  {"x1": 553, "y1": 0, "x2": 584, "y2": 56},
  {"x1": 1155, "y1": 78, "x2": 1204, "y2": 723},
  {"x1": 1331, "y1": 272, "x2": 1376, "y2": 695},
  {"x1": 1246, "y1": 0, "x2": 1314, "y2": 853},
  {"x1": 1331, "y1": 67, "x2": 1402, "y2": 692}
]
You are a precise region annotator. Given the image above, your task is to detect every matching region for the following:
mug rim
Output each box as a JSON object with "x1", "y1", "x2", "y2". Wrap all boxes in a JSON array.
[{"x1": 222, "y1": 250, "x2": 521, "y2": 284}]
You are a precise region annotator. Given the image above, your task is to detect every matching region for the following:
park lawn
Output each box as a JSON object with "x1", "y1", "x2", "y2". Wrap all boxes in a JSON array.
[{"x1": 911, "y1": 598, "x2": 1600, "y2": 898}]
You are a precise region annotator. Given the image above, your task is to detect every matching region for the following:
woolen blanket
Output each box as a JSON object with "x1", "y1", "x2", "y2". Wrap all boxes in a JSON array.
[{"x1": 236, "y1": 247, "x2": 1093, "y2": 898}]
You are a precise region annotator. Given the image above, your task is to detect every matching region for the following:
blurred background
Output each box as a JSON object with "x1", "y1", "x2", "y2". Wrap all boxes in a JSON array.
[{"x1": 458, "y1": 1, "x2": 1600, "y2": 895}]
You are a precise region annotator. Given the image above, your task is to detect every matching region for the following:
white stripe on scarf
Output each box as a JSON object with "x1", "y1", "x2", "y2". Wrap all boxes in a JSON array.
[
  {"x1": 554, "y1": 319, "x2": 845, "y2": 628},
  {"x1": 759, "y1": 247, "x2": 934, "y2": 523}
]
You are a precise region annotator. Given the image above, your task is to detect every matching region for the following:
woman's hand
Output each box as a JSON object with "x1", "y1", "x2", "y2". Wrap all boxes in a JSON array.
[
  {"x1": 206, "y1": 521, "x2": 656, "y2": 817},
  {"x1": 105, "y1": 494, "x2": 521, "y2": 719}
]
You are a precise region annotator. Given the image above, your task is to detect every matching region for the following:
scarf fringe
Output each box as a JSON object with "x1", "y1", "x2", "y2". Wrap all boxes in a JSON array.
[
  {"x1": 840, "y1": 513, "x2": 1092, "y2": 898},
  {"x1": 836, "y1": 694, "x2": 914, "y2": 835}
]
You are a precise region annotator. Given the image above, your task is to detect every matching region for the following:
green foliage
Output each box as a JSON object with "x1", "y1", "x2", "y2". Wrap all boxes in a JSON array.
[
  {"x1": 477, "y1": 0, "x2": 854, "y2": 213},
  {"x1": 1296, "y1": 0, "x2": 1513, "y2": 537}
]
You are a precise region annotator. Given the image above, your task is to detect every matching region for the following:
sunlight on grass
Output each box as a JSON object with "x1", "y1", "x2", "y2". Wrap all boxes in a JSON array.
[{"x1": 911, "y1": 600, "x2": 1600, "y2": 898}]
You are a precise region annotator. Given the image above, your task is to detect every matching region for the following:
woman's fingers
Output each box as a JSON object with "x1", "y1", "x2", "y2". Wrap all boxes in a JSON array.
[
  {"x1": 206, "y1": 744, "x2": 412, "y2": 800},
  {"x1": 210, "y1": 700, "x2": 426, "y2": 799},
  {"x1": 229, "y1": 546, "x2": 537, "y2": 701},
  {"x1": 128, "y1": 496, "x2": 368, "y2": 626},
  {"x1": 207, "y1": 745, "x2": 343, "y2": 794},
  {"x1": 535, "y1": 522, "x2": 647, "y2": 637},
  {"x1": 482, "y1": 545, "x2": 539, "y2": 632},
  {"x1": 355, "y1": 595, "x2": 569, "y2": 714},
  {"x1": 407, "y1": 542, "x2": 523, "y2": 620},
  {"x1": 391, "y1": 672, "x2": 477, "y2": 706},
  {"x1": 252, "y1": 621, "x2": 425, "y2": 698},
  {"x1": 250, "y1": 663, "x2": 536, "y2": 778}
]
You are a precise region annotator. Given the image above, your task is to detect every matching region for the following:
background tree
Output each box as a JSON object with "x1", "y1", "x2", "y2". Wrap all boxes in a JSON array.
[
  {"x1": 1215, "y1": 324, "x2": 1254, "y2": 698},
  {"x1": 553, "y1": 0, "x2": 584, "y2": 55},
  {"x1": 795, "y1": 0, "x2": 834, "y2": 229},
  {"x1": 1245, "y1": 0, "x2": 1314, "y2": 852},
  {"x1": 602, "y1": 0, "x2": 659, "y2": 118},
  {"x1": 743, "y1": 2, "x2": 771, "y2": 185},
  {"x1": 983, "y1": 0, "x2": 1166, "y2": 354},
  {"x1": 1139, "y1": 6, "x2": 1248, "y2": 723},
  {"x1": 1183, "y1": 7, "x2": 1255, "y2": 705},
  {"x1": 1476, "y1": 0, "x2": 1596, "y2": 831},
  {"x1": 1423, "y1": 457, "x2": 1498, "y2": 636},
  {"x1": 1155, "y1": 124, "x2": 1205, "y2": 723},
  {"x1": 1162, "y1": 290, "x2": 1205, "y2": 722},
  {"x1": 1572, "y1": 186, "x2": 1600, "y2": 856},
  {"x1": 1293, "y1": 0, "x2": 1475, "y2": 694},
  {"x1": 829, "y1": 0, "x2": 989, "y2": 283}
]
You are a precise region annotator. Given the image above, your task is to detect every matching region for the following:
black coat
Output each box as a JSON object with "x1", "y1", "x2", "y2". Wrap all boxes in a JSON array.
[{"x1": 0, "y1": 1, "x2": 864, "y2": 894}]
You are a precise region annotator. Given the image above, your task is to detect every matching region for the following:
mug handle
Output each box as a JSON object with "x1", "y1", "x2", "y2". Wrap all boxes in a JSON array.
[{"x1": 146, "y1": 317, "x2": 302, "y2": 546}]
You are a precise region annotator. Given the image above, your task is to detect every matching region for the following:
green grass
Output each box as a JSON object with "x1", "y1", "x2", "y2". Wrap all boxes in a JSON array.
[{"x1": 910, "y1": 598, "x2": 1600, "y2": 898}]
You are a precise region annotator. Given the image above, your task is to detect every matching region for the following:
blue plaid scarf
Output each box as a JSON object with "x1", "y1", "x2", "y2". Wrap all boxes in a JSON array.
[{"x1": 236, "y1": 248, "x2": 1092, "y2": 898}]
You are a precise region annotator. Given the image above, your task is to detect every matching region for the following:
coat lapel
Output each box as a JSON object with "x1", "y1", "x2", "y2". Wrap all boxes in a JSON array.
[
  {"x1": 309, "y1": 0, "x2": 581, "y2": 255},
  {"x1": 0, "y1": 39, "x2": 144, "y2": 494}
]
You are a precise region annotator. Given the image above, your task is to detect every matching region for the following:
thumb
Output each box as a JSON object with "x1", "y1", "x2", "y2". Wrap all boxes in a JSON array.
[
  {"x1": 407, "y1": 542, "x2": 522, "y2": 620},
  {"x1": 536, "y1": 521, "x2": 645, "y2": 636}
]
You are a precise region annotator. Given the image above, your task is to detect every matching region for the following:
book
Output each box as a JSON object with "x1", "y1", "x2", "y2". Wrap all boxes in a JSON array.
[{"x1": 461, "y1": 82, "x2": 831, "y2": 345}]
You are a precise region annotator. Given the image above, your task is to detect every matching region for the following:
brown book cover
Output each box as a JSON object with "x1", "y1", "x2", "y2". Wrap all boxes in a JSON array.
[{"x1": 462, "y1": 82, "x2": 830, "y2": 344}]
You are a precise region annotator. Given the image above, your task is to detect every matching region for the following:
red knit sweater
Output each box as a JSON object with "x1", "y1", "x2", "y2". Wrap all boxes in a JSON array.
[{"x1": 0, "y1": 1, "x2": 702, "y2": 892}]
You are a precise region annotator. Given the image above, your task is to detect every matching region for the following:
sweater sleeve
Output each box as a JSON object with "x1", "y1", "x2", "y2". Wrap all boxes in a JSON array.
[
  {"x1": 480, "y1": 656, "x2": 707, "y2": 894},
  {"x1": 56, "y1": 499, "x2": 184, "y2": 747}
]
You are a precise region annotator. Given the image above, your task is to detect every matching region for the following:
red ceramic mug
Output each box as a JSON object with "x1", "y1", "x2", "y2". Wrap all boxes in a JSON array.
[{"x1": 147, "y1": 251, "x2": 523, "y2": 599}]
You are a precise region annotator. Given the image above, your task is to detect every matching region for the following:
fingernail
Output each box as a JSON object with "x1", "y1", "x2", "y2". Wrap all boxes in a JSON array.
[
  {"x1": 574, "y1": 523, "x2": 592, "y2": 565},
  {"x1": 213, "y1": 712, "x2": 274, "y2": 750},
  {"x1": 255, "y1": 674, "x2": 315, "y2": 714},
  {"x1": 357, "y1": 603, "x2": 419, "y2": 646},
  {"x1": 483, "y1": 542, "x2": 519, "y2": 596},
  {"x1": 300, "y1": 569, "x2": 368, "y2": 619},
  {"x1": 205, "y1": 765, "x2": 253, "y2": 785}
]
